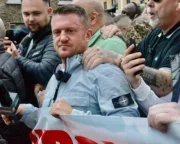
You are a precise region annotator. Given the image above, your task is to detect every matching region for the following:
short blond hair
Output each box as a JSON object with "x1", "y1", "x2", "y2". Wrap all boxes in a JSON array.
[{"x1": 53, "y1": 4, "x2": 90, "y2": 28}]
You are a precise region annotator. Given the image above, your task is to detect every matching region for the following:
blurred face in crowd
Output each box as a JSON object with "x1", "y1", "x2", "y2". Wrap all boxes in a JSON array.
[
  {"x1": 51, "y1": 14, "x2": 92, "y2": 60},
  {"x1": 147, "y1": 0, "x2": 179, "y2": 29},
  {"x1": 21, "y1": 0, "x2": 52, "y2": 33},
  {"x1": 122, "y1": 3, "x2": 136, "y2": 20}
]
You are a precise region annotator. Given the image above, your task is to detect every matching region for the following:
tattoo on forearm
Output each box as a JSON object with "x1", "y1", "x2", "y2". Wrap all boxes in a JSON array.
[{"x1": 141, "y1": 67, "x2": 172, "y2": 92}]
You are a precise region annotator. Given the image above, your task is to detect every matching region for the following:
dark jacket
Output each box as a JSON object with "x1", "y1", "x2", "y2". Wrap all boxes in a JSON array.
[
  {"x1": 0, "y1": 44, "x2": 26, "y2": 101},
  {"x1": 16, "y1": 24, "x2": 61, "y2": 106},
  {"x1": 0, "y1": 44, "x2": 30, "y2": 144}
]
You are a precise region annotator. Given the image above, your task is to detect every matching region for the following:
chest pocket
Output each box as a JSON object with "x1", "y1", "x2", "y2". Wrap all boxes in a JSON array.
[{"x1": 58, "y1": 92, "x2": 90, "y2": 107}]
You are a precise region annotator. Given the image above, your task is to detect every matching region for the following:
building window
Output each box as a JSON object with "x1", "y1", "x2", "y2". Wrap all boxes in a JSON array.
[
  {"x1": 112, "y1": 0, "x2": 114, "y2": 5},
  {"x1": 104, "y1": 2, "x2": 107, "y2": 9},
  {"x1": 9, "y1": 23, "x2": 24, "y2": 30},
  {"x1": 6, "y1": 0, "x2": 21, "y2": 4},
  {"x1": 127, "y1": 0, "x2": 130, "y2": 3},
  {"x1": 58, "y1": 0, "x2": 73, "y2": 5}
]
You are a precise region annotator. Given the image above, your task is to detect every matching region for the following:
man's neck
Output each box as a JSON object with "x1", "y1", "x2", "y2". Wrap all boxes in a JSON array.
[
  {"x1": 92, "y1": 21, "x2": 105, "y2": 35},
  {"x1": 61, "y1": 58, "x2": 66, "y2": 70},
  {"x1": 162, "y1": 20, "x2": 180, "y2": 35},
  {"x1": 30, "y1": 23, "x2": 50, "y2": 36}
]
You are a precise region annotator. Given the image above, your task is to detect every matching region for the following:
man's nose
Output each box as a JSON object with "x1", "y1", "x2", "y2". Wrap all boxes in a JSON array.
[
  {"x1": 60, "y1": 32, "x2": 69, "y2": 43},
  {"x1": 147, "y1": 0, "x2": 155, "y2": 8},
  {"x1": 29, "y1": 15, "x2": 35, "y2": 21}
]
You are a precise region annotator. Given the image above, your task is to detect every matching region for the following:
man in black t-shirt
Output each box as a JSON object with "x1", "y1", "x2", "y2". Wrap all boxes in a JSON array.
[{"x1": 82, "y1": 0, "x2": 180, "y2": 116}]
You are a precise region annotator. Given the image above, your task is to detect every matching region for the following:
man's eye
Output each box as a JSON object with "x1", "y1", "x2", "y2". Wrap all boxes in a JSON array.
[
  {"x1": 23, "y1": 13, "x2": 29, "y2": 16},
  {"x1": 53, "y1": 31, "x2": 60, "y2": 36},
  {"x1": 67, "y1": 29, "x2": 74, "y2": 33},
  {"x1": 34, "y1": 12, "x2": 41, "y2": 16}
]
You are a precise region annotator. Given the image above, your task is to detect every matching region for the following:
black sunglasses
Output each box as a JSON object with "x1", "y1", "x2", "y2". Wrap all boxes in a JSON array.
[
  {"x1": 148, "y1": 0, "x2": 163, "y2": 3},
  {"x1": 153, "y1": 0, "x2": 163, "y2": 3}
]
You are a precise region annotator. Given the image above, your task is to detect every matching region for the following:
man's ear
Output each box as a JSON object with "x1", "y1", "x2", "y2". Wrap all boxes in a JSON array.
[
  {"x1": 85, "y1": 29, "x2": 93, "y2": 42},
  {"x1": 89, "y1": 12, "x2": 99, "y2": 25},
  {"x1": 47, "y1": 7, "x2": 53, "y2": 16}
]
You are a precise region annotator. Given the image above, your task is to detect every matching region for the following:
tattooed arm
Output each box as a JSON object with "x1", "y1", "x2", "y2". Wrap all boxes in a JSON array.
[
  {"x1": 141, "y1": 67, "x2": 172, "y2": 97},
  {"x1": 83, "y1": 46, "x2": 172, "y2": 97},
  {"x1": 121, "y1": 45, "x2": 172, "y2": 97},
  {"x1": 83, "y1": 46, "x2": 122, "y2": 70}
]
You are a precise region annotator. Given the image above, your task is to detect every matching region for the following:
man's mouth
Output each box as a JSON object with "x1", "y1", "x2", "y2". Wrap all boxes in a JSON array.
[
  {"x1": 149, "y1": 12, "x2": 156, "y2": 18},
  {"x1": 147, "y1": 7, "x2": 156, "y2": 19},
  {"x1": 28, "y1": 24, "x2": 37, "y2": 27},
  {"x1": 57, "y1": 45, "x2": 71, "y2": 50}
]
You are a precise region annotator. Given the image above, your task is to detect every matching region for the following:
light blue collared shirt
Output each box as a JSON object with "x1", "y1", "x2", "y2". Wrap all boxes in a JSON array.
[{"x1": 21, "y1": 55, "x2": 139, "y2": 122}]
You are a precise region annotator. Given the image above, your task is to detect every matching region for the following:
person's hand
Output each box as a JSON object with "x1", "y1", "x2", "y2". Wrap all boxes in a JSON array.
[
  {"x1": 6, "y1": 42, "x2": 20, "y2": 58},
  {"x1": 50, "y1": 99, "x2": 73, "y2": 118},
  {"x1": 37, "y1": 90, "x2": 45, "y2": 107},
  {"x1": 1, "y1": 104, "x2": 25, "y2": 125},
  {"x1": 3, "y1": 37, "x2": 12, "y2": 50},
  {"x1": 100, "y1": 25, "x2": 122, "y2": 39},
  {"x1": 148, "y1": 103, "x2": 180, "y2": 133},
  {"x1": 34, "y1": 84, "x2": 45, "y2": 107},
  {"x1": 83, "y1": 46, "x2": 121, "y2": 70},
  {"x1": 4, "y1": 37, "x2": 20, "y2": 58},
  {"x1": 121, "y1": 45, "x2": 145, "y2": 89},
  {"x1": 34, "y1": 84, "x2": 45, "y2": 97}
]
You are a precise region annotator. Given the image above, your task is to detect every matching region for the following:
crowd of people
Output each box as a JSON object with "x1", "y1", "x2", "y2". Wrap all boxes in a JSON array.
[{"x1": 0, "y1": 0, "x2": 179, "y2": 143}]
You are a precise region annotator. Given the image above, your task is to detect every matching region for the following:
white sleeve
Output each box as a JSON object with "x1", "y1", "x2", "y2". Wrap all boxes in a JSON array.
[{"x1": 132, "y1": 77, "x2": 172, "y2": 115}]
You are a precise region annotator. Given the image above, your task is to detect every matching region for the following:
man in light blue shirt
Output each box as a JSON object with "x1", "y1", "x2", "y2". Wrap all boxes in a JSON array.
[{"x1": 2, "y1": 4, "x2": 139, "y2": 126}]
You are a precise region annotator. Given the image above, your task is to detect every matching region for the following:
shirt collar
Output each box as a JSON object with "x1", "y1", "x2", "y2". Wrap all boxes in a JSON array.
[
  {"x1": 55, "y1": 54, "x2": 83, "y2": 74},
  {"x1": 88, "y1": 29, "x2": 101, "y2": 47},
  {"x1": 158, "y1": 21, "x2": 180, "y2": 39}
]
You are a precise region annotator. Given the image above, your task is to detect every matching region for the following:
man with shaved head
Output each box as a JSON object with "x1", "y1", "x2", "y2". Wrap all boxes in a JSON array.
[
  {"x1": 113, "y1": 14, "x2": 132, "y2": 38},
  {"x1": 72, "y1": 0, "x2": 126, "y2": 54}
]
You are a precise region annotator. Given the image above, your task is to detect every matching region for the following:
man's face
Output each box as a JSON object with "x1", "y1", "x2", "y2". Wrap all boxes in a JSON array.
[
  {"x1": 51, "y1": 14, "x2": 92, "y2": 59},
  {"x1": 147, "y1": 0, "x2": 176, "y2": 28},
  {"x1": 21, "y1": 0, "x2": 52, "y2": 33}
]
